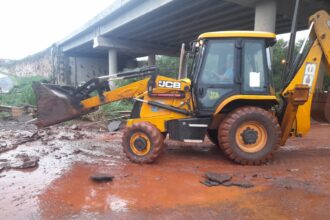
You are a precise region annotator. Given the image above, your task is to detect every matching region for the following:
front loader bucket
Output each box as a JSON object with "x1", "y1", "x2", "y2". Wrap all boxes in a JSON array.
[
  {"x1": 311, "y1": 87, "x2": 330, "y2": 123},
  {"x1": 32, "y1": 82, "x2": 87, "y2": 128}
]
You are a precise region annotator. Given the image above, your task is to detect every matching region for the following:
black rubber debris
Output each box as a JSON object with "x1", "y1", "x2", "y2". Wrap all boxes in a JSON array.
[
  {"x1": 90, "y1": 173, "x2": 114, "y2": 182},
  {"x1": 205, "y1": 172, "x2": 232, "y2": 183},
  {"x1": 202, "y1": 172, "x2": 254, "y2": 188},
  {"x1": 200, "y1": 179, "x2": 220, "y2": 187}
]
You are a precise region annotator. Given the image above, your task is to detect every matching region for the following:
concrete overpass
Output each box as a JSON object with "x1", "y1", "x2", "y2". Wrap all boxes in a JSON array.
[{"x1": 53, "y1": 0, "x2": 330, "y2": 85}]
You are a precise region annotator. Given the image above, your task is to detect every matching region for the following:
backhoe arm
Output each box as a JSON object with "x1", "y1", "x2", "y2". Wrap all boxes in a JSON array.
[
  {"x1": 310, "y1": 10, "x2": 330, "y2": 74},
  {"x1": 280, "y1": 10, "x2": 330, "y2": 145}
]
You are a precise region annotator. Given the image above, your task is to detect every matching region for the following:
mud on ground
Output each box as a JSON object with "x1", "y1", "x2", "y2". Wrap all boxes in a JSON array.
[{"x1": 0, "y1": 118, "x2": 330, "y2": 220}]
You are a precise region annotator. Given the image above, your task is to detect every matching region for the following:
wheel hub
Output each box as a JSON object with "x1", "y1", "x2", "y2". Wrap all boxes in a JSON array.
[
  {"x1": 134, "y1": 137, "x2": 147, "y2": 151},
  {"x1": 240, "y1": 127, "x2": 258, "y2": 145},
  {"x1": 235, "y1": 121, "x2": 267, "y2": 153}
]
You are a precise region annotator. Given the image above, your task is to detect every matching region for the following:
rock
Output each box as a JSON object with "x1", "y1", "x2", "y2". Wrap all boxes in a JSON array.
[
  {"x1": 205, "y1": 172, "x2": 232, "y2": 184},
  {"x1": 15, "y1": 153, "x2": 28, "y2": 159},
  {"x1": 20, "y1": 160, "x2": 38, "y2": 169},
  {"x1": 90, "y1": 173, "x2": 114, "y2": 182},
  {"x1": 37, "y1": 130, "x2": 47, "y2": 137},
  {"x1": 287, "y1": 168, "x2": 299, "y2": 172},
  {"x1": 263, "y1": 174, "x2": 273, "y2": 179},
  {"x1": 70, "y1": 124, "x2": 79, "y2": 130},
  {"x1": 0, "y1": 164, "x2": 6, "y2": 172},
  {"x1": 0, "y1": 142, "x2": 7, "y2": 147},
  {"x1": 73, "y1": 149, "x2": 82, "y2": 154},
  {"x1": 60, "y1": 135, "x2": 70, "y2": 140},
  {"x1": 73, "y1": 132, "x2": 83, "y2": 140},
  {"x1": 20, "y1": 131, "x2": 35, "y2": 138},
  {"x1": 107, "y1": 121, "x2": 122, "y2": 132},
  {"x1": 12, "y1": 156, "x2": 39, "y2": 169}
]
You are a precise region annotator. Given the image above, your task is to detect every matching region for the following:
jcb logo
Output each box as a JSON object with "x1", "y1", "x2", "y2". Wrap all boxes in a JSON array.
[
  {"x1": 303, "y1": 63, "x2": 316, "y2": 87},
  {"x1": 158, "y1": 81, "x2": 181, "y2": 89}
]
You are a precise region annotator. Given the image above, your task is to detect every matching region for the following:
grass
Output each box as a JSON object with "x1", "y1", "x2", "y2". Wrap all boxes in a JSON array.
[
  {"x1": 0, "y1": 111, "x2": 10, "y2": 119},
  {"x1": 81, "y1": 100, "x2": 133, "y2": 122},
  {"x1": 0, "y1": 75, "x2": 47, "y2": 107}
]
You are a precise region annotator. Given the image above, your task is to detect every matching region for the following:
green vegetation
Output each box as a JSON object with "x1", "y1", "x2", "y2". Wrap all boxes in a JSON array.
[
  {"x1": 82, "y1": 100, "x2": 133, "y2": 122},
  {"x1": 0, "y1": 75, "x2": 46, "y2": 106},
  {"x1": 100, "y1": 100, "x2": 133, "y2": 117},
  {"x1": 156, "y1": 55, "x2": 179, "y2": 78},
  {"x1": 272, "y1": 39, "x2": 304, "y2": 91}
]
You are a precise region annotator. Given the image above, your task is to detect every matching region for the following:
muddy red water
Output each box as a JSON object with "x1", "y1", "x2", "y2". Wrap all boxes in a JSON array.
[{"x1": 1, "y1": 121, "x2": 330, "y2": 219}]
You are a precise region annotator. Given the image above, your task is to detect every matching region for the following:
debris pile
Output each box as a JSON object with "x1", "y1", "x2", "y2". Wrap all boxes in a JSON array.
[
  {"x1": 0, "y1": 154, "x2": 39, "y2": 172},
  {"x1": 0, "y1": 130, "x2": 39, "y2": 153},
  {"x1": 0, "y1": 123, "x2": 103, "y2": 174},
  {"x1": 0, "y1": 124, "x2": 95, "y2": 152}
]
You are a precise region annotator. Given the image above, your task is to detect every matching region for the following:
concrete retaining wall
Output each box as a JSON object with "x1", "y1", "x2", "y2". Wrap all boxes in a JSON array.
[{"x1": 69, "y1": 57, "x2": 108, "y2": 86}]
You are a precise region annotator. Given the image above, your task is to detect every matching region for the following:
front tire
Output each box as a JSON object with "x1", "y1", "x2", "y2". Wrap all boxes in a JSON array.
[
  {"x1": 218, "y1": 106, "x2": 281, "y2": 165},
  {"x1": 122, "y1": 122, "x2": 164, "y2": 163}
]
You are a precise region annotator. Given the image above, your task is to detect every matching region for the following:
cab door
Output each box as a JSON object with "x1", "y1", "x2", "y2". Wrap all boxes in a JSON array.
[
  {"x1": 193, "y1": 39, "x2": 240, "y2": 116},
  {"x1": 241, "y1": 39, "x2": 270, "y2": 95}
]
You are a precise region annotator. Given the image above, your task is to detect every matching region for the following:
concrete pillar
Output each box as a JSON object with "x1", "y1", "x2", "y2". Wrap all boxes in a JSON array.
[
  {"x1": 254, "y1": 0, "x2": 277, "y2": 33},
  {"x1": 108, "y1": 49, "x2": 117, "y2": 89},
  {"x1": 148, "y1": 54, "x2": 156, "y2": 66}
]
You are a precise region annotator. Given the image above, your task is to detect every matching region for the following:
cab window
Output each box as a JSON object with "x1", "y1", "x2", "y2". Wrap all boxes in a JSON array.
[{"x1": 199, "y1": 40, "x2": 235, "y2": 84}]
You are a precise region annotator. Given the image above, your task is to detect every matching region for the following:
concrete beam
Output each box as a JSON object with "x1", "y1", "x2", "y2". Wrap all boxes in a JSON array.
[
  {"x1": 158, "y1": 11, "x2": 255, "y2": 43},
  {"x1": 59, "y1": 0, "x2": 174, "y2": 53},
  {"x1": 93, "y1": 36, "x2": 178, "y2": 56},
  {"x1": 99, "y1": 0, "x2": 175, "y2": 35},
  {"x1": 117, "y1": 0, "x2": 204, "y2": 37},
  {"x1": 133, "y1": 1, "x2": 230, "y2": 39},
  {"x1": 225, "y1": 0, "x2": 257, "y2": 7},
  {"x1": 254, "y1": 0, "x2": 277, "y2": 32}
]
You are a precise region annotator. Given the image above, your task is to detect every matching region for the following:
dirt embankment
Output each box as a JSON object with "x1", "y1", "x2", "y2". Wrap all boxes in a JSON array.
[{"x1": 0, "y1": 119, "x2": 330, "y2": 220}]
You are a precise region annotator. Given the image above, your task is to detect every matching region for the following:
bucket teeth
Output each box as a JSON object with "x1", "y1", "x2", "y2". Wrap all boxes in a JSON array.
[{"x1": 32, "y1": 82, "x2": 86, "y2": 128}]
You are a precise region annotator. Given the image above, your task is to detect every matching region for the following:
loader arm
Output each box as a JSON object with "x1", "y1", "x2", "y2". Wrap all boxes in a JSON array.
[
  {"x1": 280, "y1": 10, "x2": 330, "y2": 145},
  {"x1": 33, "y1": 78, "x2": 150, "y2": 127},
  {"x1": 80, "y1": 78, "x2": 149, "y2": 110}
]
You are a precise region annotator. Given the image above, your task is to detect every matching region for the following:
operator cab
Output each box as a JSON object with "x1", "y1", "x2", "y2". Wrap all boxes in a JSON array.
[{"x1": 188, "y1": 31, "x2": 277, "y2": 116}]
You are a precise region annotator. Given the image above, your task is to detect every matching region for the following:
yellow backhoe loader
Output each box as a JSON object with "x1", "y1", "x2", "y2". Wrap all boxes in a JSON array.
[{"x1": 32, "y1": 10, "x2": 330, "y2": 165}]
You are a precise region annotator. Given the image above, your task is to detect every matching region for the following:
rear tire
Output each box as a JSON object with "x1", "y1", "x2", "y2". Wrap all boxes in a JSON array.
[
  {"x1": 218, "y1": 106, "x2": 281, "y2": 165},
  {"x1": 122, "y1": 122, "x2": 164, "y2": 163}
]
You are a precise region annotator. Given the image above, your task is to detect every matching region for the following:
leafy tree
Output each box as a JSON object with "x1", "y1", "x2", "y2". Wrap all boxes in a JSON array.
[
  {"x1": 272, "y1": 39, "x2": 288, "y2": 91},
  {"x1": 156, "y1": 55, "x2": 179, "y2": 78}
]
